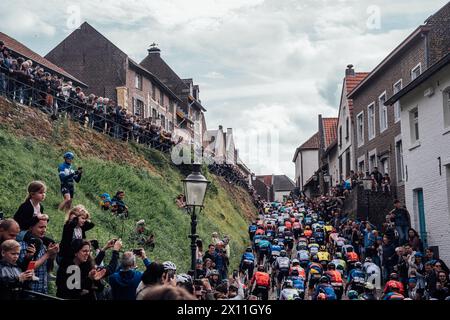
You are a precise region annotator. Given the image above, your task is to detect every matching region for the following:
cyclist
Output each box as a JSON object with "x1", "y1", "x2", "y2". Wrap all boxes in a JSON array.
[
  {"x1": 308, "y1": 241, "x2": 320, "y2": 256},
  {"x1": 383, "y1": 272, "x2": 405, "y2": 296},
  {"x1": 256, "y1": 236, "x2": 271, "y2": 266},
  {"x1": 312, "y1": 276, "x2": 337, "y2": 300},
  {"x1": 317, "y1": 245, "x2": 330, "y2": 269},
  {"x1": 346, "y1": 262, "x2": 366, "y2": 295},
  {"x1": 255, "y1": 226, "x2": 265, "y2": 236},
  {"x1": 270, "y1": 240, "x2": 283, "y2": 265},
  {"x1": 249, "y1": 265, "x2": 271, "y2": 300},
  {"x1": 292, "y1": 218, "x2": 302, "y2": 240},
  {"x1": 297, "y1": 248, "x2": 310, "y2": 269},
  {"x1": 363, "y1": 257, "x2": 381, "y2": 288},
  {"x1": 58, "y1": 151, "x2": 83, "y2": 211},
  {"x1": 248, "y1": 222, "x2": 257, "y2": 241},
  {"x1": 283, "y1": 229, "x2": 295, "y2": 255},
  {"x1": 325, "y1": 262, "x2": 344, "y2": 300},
  {"x1": 290, "y1": 259, "x2": 306, "y2": 279},
  {"x1": 307, "y1": 255, "x2": 323, "y2": 297},
  {"x1": 252, "y1": 233, "x2": 263, "y2": 252},
  {"x1": 312, "y1": 227, "x2": 325, "y2": 245},
  {"x1": 347, "y1": 290, "x2": 360, "y2": 300},
  {"x1": 273, "y1": 250, "x2": 291, "y2": 298},
  {"x1": 304, "y1": 225, "x2": 313, "y2": 239},
  {"x1": 382, "y1": 285, "x2": 405, "y2": 300},
  {"x1": 345, "y1": 246, "x2": 359, "y2": 272},
  {"x1": 289, "y1": 269, "x2": 306, "y2": 299},
  {"x1": 331, "y1": 252, "x2": 347, "y2": 276},
  {"x1": 279, "y1": 279, "x2": 302, "y2": 300},
  {"x1": 239, "y1": 247, "x2": 255, "y2": 281},
  {"x1": 265, "y1": 226, "x2": 276, "y2": 243}
]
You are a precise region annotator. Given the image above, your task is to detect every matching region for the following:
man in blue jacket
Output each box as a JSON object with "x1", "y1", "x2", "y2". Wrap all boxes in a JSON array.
[
  {"x1": 109, "y1": 249, "x2": 151, "y2": 300},
  {"x1": 58, "y1": 152, "x2": 82, "y2": 211}
]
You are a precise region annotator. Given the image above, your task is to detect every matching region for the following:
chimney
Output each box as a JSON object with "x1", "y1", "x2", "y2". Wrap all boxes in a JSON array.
[
  {"x1": 147, "y1": 42, "x2": 161, "y2": 56},
  {"x1": 345, "y1": 64, "x2": 355, "y2": 76}
]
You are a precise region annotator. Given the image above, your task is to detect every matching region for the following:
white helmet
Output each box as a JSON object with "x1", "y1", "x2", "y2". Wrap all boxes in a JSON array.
[
  {"x1": 176, "y1": 273, "x2": 192, "y2": 284},
  {"x1": 163, "y1": 261, "x2": 177, "y2": 271}
]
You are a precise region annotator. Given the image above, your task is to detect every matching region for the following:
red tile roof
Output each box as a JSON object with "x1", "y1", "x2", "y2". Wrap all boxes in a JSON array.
[
  {"x1": 257, "y1": 175, "x2": 272, "y2": 187},
  {"x1": 345, "y1": 72, "x2": 369, "y2": 116},
  {"x1": 299, "y1": 132, "x2": 320, "y2": 150},
  {"x1": 0, "y1": 32, "x2": 86, "y2": 86},
  {"x1": 322, "y1": 117, "x2": 338, "y2": 149}
]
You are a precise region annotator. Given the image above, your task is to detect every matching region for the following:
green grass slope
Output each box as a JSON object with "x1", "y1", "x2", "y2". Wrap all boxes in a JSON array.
[{"x1": 0, "y1": 98, "x2": 256, "y2": 273}]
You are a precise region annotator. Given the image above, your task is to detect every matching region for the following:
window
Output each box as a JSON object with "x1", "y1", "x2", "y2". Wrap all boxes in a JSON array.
[
  {"x1": 134, "y1": 99, "x2": 144, "y2": 118},
  {"x1": 169, "y1": 99, "x2": 174, "y2": 114},
  {"x1": 395, "y1": 139, "x2": 405, "y2": 182},
  {"x1": 151, "y1": 83, "x2": 156, "y2": 101},
  {"x1": 379, "y1": 92, "x2": 388, "y2": 132},
  {"x1": 345, "y1": 117, "x2": 349, "y2": 140},
  {"x1": 152, "y1": 108, "x2": 157, "y2": 121},
  {"x1": 380, "y1": 158, "x2": 389, "y2": 175},
  {"x1": 411, "y1": 63, "x2": 421, "y2": 80},
  {"x1": 369, "y1": 150, "x2": 377, "y2": 173},
  {"x1": 345, "y1": 149, "x2": 351, "y2": 178},
  {"x1": 393, "y1": 80, "x2": 402, "y2": 123},
  {"x1": 444, "y1": 88, "x2": 450, "y2": 129},
  {"x1": 368, "y1": 103, "x2": 375, "y2": 140},
  {"x1": 358, "y1": 160, "x2": 365, "y2": 174},
  {"x1": 410, "y1": 107, "x2": 419, "y2": 143},
  {"x1": 135, "y1": 74, "x2": 142, "y2": 90},
  {"x1": 339, "y1": 126, "x2": 342, "y2": 147},
  {"x1": 161, "y1": 115, "x2": 166, "y2": 130},
  {"x1": 357, "y1": 112, "x2": 364, "y2": 147},
  {"x1": 160, "y1": 91, "x2": 164, "y2": 107}
]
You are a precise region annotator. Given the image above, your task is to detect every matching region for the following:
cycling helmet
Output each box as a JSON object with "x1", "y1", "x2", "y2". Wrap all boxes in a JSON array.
[
  {"x1": 390, "y1": 272, "x2": 399, "y2": 280},
  {"x1": 284, "y1": 279, "x2": 294, "y2": 288},
  {"x1": 354, "y1": 262, "x2": 362, "y2": 269},
  {"x1": 292, "y1": 259, "x2": 300, "y2": 265},
  {"x1": 257, "y1": 265, "x2": 265, "y2": 272},
  {"x1": 319, "y1": 276, "x2": 330, "y2": 284},
  {"x1": 280, "y1": 250, "x2": 287, "y2": 257},
  {"x1": 327, "y1": 262, "x2": 336, "y2": 270},
  {"x1": 291, "y1": 269, "x2": 299, "y2": 276},
  {"x1": 176, "y1": 273, "x2": 192, "y2": 284},
  {"x1": 364, "y1": 257, "x2": 372, "y2": 263},
  {"x1": 319, "y1": 245, "x2": 326, "y2": 251},
  {"x1": 317, "y1": 292, "x2": 327, "y2": 300},
  {"x1": 162, "y1": 261, "x2": 177, "y2": 271},
  {"x1": 347, "y1": 290, "x2": 359, "y2": 300},
  {"x1": 335, "y1": 252, "x2": 343, "y2": 259},
  {"x1": 63, "y1": 151, "x2": 74, "y2": 160},
  {"x1": 246, "y1": 247, "x2": 253, "y2": 252}
]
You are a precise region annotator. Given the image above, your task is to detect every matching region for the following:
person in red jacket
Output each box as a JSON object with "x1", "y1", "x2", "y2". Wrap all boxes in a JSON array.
[{"x1": 250, "y1": 265, "x2": 271, "y2": 300}]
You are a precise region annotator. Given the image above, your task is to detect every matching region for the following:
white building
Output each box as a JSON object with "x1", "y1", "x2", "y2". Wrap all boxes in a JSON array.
[
  {"x1": 292, "y1": 132, "x2": 319, "y2": 191},
  {"x1": 386, "y1": 53, "x2": 450, "y2": 265},
  {"x1": 272, "y1": 175, "x2": 296, "y2": 202},
  {"x1": 337, "y1": 65, "x2": 369, "y2": 179}
]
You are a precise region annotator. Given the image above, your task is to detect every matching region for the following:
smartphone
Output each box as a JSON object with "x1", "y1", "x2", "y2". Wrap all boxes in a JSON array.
[
  {"x1": 233, "y1": 270, "x2": 239, "y2": 278},
  {"x1": 27, "y1": 261, "x2": 36, "y2": 271},
  {"x1": 90, "y1": 240, "x2": 99, "y2": 250},
  {"x1": 132, "y1": 249, "x2": 142, "y2": 256}
]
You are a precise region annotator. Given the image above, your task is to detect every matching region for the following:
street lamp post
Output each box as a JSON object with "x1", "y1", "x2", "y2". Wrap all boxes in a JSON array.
[{"x1": 182, "y1": 164, "x2": 210, "y2": 278}]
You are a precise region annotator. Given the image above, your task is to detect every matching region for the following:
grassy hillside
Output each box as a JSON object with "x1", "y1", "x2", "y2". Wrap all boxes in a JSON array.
[{"x1": 0, "y1": 98, "x2": 256, "y2": 273}]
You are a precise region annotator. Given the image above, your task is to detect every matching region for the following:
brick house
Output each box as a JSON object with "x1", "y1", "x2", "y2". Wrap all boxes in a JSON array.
[
  {"x1": 253, "y1": 175, "x2": 295, "y2": 202},
  {"x1": 385, "y1": 53, "x2": 450, "y2": 264},
  {"x1": 336, "y1": 65, "x2": 369, "y2": 180},
  {"x1": 347, "y1": 2, "x2": 450, "y2": 205},
  {"x1": 140, "y1": 45, "x2": 207, "y2": 144},
  {"x1": 318, "y1": 115, "x2": 338, "y2": 195},
  {"x1": 0, "y1": 32, "x2": 86, "y2": 88},
  {"x1": 45, "y1": 22, "x2": 181, "y2": 134}
]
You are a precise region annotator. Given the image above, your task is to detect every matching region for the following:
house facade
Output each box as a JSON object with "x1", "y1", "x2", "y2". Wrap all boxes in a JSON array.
[
  {"x1": 45, "y1": 22, "x2": 182, "y2": 133},
  {"x1": 318, "y1": 115, "x2": 338, "y2": 195},
  {"x1": 336, "y1": 65, "x2": 369, "y2": 180},
  {"x1": 292, "y1": 132, "x2": 319, "y2": 191},
  {"x1": 386, "y1": 53, "x2": 450, "y2": 265},
  {"x1": 348, "y1": 2, "x2": 450, "y2": 205}
]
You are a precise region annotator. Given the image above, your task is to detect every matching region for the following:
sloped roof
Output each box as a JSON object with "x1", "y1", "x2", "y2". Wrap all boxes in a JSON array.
[
  {"x1": 292, "y1": 132, "x2": 319, "y2": 162},
  {"x1": 273, "y1": 175, "x2": 296, "y2": 192},
  {"x1": 322, "y1": 117, "x2": 338, "y2": 149},
  {"x1": 0, "y1": 32, "x2": 87, "y2": 87},
  {"x1": 257, "y1": 175, "x2": 273, "y2": 187},
  {"x1": 345, "y1": 72, "x2": 369, "y2": 117}
]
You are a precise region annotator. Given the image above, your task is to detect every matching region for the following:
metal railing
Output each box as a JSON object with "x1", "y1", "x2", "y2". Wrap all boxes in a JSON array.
[
  {"x1": 22, "y1": 290, "x2": 66, "y2": 300},
  {"x1": 0, "y1": 72, "x2": 179, "y2": 153}
]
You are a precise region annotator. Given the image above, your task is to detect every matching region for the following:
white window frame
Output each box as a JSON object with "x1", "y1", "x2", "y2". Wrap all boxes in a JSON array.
[
  {"x1": 379, "y1": 91, "x2": 388, "y2": 133},
  {"x1": 135, "y1": 73, "x2": 142, "y2": 90},
  {"x1": 356, "y1": 111, "x2": 365, "y2": 147},
  {"x1": 410, "y1": 107, "x2": 420, "y2": 143},
  {"x1": 395, "y1": 134, "x2": 405, "y2": 183},
  {"x1": 367, "y1": 103, "x2": 376, "y2": 140},
  {"x1": 393, "y1": 79, "x2": 403, "y2": 123},
  {"x1": 368, "y1": 149, "x2": 377, "y2": 173},
  {"x1": 411, "y1": 63, "x2": 422, "y2": 81},
  {"x1": 357, "y1": 155, "x2": 366, "y2": 174}
]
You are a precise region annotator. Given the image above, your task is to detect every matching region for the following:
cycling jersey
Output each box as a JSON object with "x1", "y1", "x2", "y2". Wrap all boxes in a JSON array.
[
  {"x1": 255, "y1": 229, "x2": 265, "y2": 235},
  {"x1": 241, "y1": 252, "x2": 255, "y2": 264},
  {"x1": 290, "y1": 266, "x2": 306, "y2": 279},
  {"x1": 249, "y1": 225, "x2": 257, "y2": 233},
  {"x1": 297, "y1": 250, "x2": 310, "y2": 262},
  {"x1": 58, "y1": 162, "x2": 81, "y2": 188},
  {"x1": 331, "y1": 259, "x2": 346, "y2": 272},
  {"x1": 271, "y1": 245, "x2": 282, "y2": 255},
  {"x1": 317, "y1": 251, "x2": 330, "y2": 262},
  {"x1": 348, "y1": 269, "x2": 366, "y2": 284},
  {"x1": 384, "y1": 280, "x2": 405, "y2": 296},
  {"x1": 314, "y1": 284, "x2": 337, "y2": 300},
  {"x1": 251, "y1": 272, "x2": 270, "y2": 287},
  {"x1": 325, "y1": 270, "x2": 343, "y2": 284},
  {"x1": 383, "y1": 292, "x2": 404, "y2": 300},
  {"x1": 304, "y1": 230, "x2": 313, "y2": 238},
  {"x1": 307, "y1": 262, "x2": 323, "y2": 278},
  {"x1": 275, "y1": 256, "x2": 290, "y2": 270},
  {"x1": 291, "y1": 276, "x2": 305, "y2": 290},
  {"x1": 346, "y1": 251, "x2": 359, "y2": 262},
  {"x1": 280, "y1": 288, "x2": 301, "y2": 300}
]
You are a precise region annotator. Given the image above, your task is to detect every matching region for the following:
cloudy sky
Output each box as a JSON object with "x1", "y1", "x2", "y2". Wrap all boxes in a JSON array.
[{"x1": 1, "y1": 0, "x2": 448, "y2": 179}]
